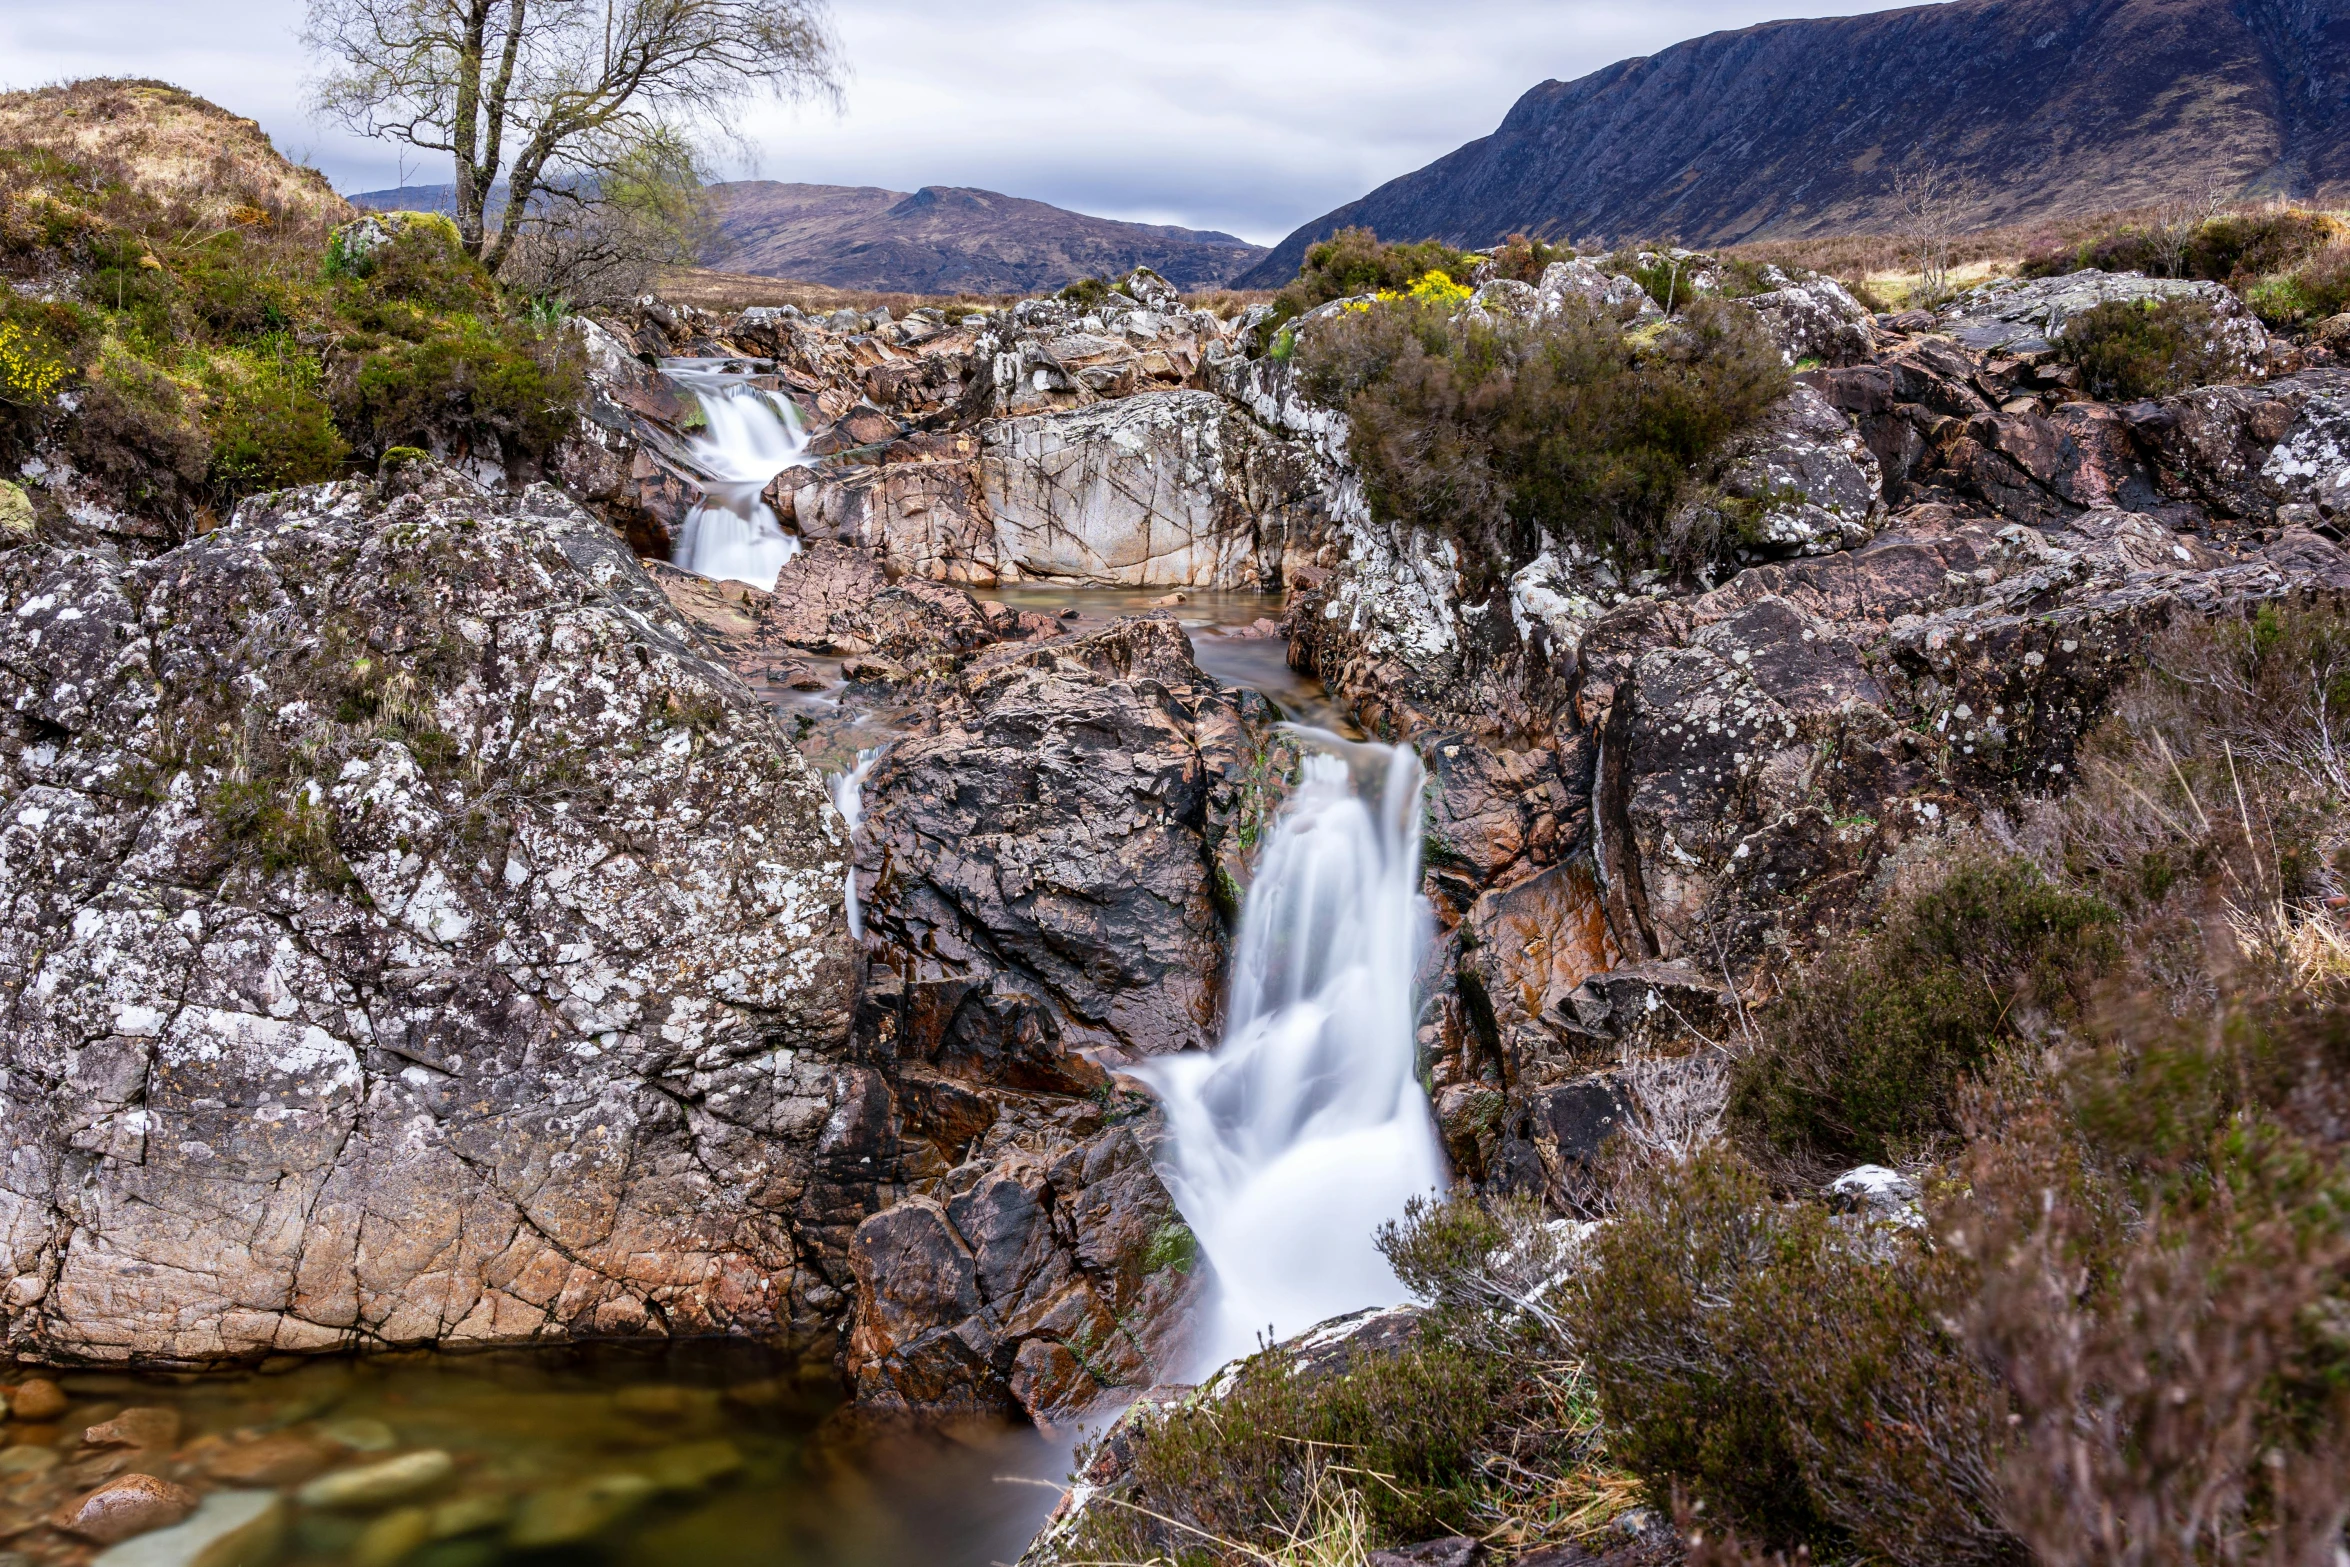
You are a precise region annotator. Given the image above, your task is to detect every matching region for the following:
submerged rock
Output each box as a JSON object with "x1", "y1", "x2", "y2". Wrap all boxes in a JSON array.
[{"x1": 0, "y1": 462, "x2": 865, "y2": 1365}]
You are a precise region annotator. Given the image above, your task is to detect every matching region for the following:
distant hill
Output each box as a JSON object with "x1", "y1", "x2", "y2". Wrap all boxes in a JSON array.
[
  {"x1": 353, "y1": 179, "x2": 1269, "y2": 294},
  {"x1": 1236, "y1": 0, "x2": 2350, "y2": 288}
]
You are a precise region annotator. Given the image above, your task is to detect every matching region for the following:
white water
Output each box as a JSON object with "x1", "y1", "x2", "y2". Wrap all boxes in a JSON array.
[
  {"x1": 828, "y1": 748, "x2": 881, "y2": 940},
  {"x1": 1139, "y1": 731, "x2": 1447, "y2": 1375},
  {"x1": 664, "y1": 360, "x2": 809, "y2": 591}
]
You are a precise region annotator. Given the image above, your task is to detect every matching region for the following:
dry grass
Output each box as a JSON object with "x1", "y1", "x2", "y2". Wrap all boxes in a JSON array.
[
  {"x1": 0, "y1": 78, "x2": 348, "y2": 231},
  {"x1": 655, "y1": 265, "x2": 1015, "y2": 316}
]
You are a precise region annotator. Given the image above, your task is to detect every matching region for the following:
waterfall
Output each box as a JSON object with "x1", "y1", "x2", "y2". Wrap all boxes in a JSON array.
[
  {"x1": 1139, "y1": 730, "x2": 1447, "y2": 1375},
  {"x1": 828, "y1": 748, "x2": 881, "y2": 940},
  {"x1": 664, "y1": 360, "x2": 809, "y2": 591}
]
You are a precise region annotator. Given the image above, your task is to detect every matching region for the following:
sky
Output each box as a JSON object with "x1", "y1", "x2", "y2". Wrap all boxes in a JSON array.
[{"x1": 0, "y1": 0, "x2": 1915, "y2": 247}]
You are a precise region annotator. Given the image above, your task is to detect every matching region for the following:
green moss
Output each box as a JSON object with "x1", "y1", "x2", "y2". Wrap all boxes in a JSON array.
[{"x1": 1139, "y1": 1221, "x2": 1198, "y2": 1277}]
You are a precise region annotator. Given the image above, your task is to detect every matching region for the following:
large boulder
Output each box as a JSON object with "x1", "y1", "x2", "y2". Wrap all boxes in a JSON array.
[
  {"x1": 1938, "y1": 269, "x2": 2268, "y2": 363},
  {"x1": 0, "y1": 464, "x2": 867, "y2": 1365},
  {"x1": 979, "y1": 390, "x2": 1324, "y2": 588}
]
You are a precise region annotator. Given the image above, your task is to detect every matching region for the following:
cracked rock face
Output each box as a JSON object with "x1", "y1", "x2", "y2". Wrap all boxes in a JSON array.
[
  {"x1": 0, "y1": 465, "x2": 863, "y2": 1365},
  {"x1": 980, "y1": 390, "x2": 1324, "y2": 588}
]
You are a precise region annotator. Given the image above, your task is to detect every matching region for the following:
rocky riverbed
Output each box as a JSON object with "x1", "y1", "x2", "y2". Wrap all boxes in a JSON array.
[{"x1": 9, "y1": 219, "x2": 2350, "y2": 1565}]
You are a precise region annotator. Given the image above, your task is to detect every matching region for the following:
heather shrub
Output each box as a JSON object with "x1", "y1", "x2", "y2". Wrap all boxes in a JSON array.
[
  {"x1": 1480, "y1": 232, "x2": 1572, "y2": 283},
  {"x1": 64, "y1": 340, "x2": 209, "y2": 514},
  {"x1": 2056, "y1": 296, "x2": 2242, "y2": 400},
  {"x1": 1727, "y1": 857, "x2": 2120, "y2": 1174},
  {"x1": 1569, "y1": 1147, "x2": 2020, "y2": 1563},
  {"x1": 333, "y1": 313, "x2": 585, "y2": 473},
  {"x1": 2245, "y1": 243, "x2": 2350, "y2": 327},
  {"x1": 203, "y1": 340, "x2": 348, "y2": 497},
  {"x1": 1263, "y1": 225, "x2": 1469, "y2": 334},
  {"x1": 1294, "y1": 293, "x2": 1787, "y2": 578}
]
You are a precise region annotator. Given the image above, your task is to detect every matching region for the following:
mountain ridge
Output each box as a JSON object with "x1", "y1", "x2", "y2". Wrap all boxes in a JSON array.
[
  {"x1": 1235, "y1": 0, "x2": 2350, "y2": 288},
  {"x1": 352, "y1": 178, "x2": 1269, "y2": 294}
]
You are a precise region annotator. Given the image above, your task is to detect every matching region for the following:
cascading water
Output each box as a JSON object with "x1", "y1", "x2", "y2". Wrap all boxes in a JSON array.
[
  {"x1": 828, "y1": 748, "x2": 881, "y2": 940},
  {"x1": 1140, "y1": 730, "x2": 1447, "y2": 1375},
  {"x1": 663, "y1": 359, "x2": 809, "y2": 590}
]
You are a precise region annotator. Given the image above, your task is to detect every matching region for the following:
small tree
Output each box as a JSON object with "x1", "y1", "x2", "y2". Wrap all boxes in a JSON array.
[
  {"x1": 2151, "y1": 171, "x2": 2232, "y2": 279},
  {"x1": 304, "y1": 0, "x2": 841, "y2": 276},
  {"x1": 1893, "y1": 163, "x2": 1967, "y2": 301}
]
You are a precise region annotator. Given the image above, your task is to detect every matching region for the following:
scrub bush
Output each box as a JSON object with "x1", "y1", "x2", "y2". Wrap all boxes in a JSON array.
[
  {"x1": 1294, "y1": 292, "x2": 1787, "y2": 579},
  {"x1": 1263, "y1": 226, "x2": 1470, "y2": 335},
  {"x1": 2056, "y1": 296, "x2": 2242, "y2": 400},
  {"x1": 1727, "y1": 857, "x2": 2120, "y2": 1174}
]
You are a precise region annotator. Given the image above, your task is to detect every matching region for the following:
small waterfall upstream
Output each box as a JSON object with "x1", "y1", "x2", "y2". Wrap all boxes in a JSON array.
[
  {"x1": 662, "y1": 359, "x2": 809, "y2": 590},
  {"x1": 1140, "y1": 731, "x2": 1447, "y2": 1375},
  {"x1": 828, "y1": 748, "x2": 881, "y2": 940}
]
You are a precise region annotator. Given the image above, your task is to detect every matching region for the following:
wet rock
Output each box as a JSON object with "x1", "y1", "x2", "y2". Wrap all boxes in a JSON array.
[
  {"x1": 89, "y1": 1490, "x2": 284, "y2": 1567},
  {"x1": 350, "y1": 1506, "x2": 432, "y2": 1567},
  {"x1": 1460, "y1": 862, "x2": 1619, "y2": 1079},
  {"x1": 297, "y1": 1450, "x2": 455, "y2": 1510},
  {"x1": 860, "y1": 617, "x2": 1232, "y2": 1061},
  {"x1": 0, "y1": 1448, "x2": 59, "y2": 1478},
  {"x1": 199, "y1": 1432, "x2": 333, "y2": 1487},
  {"x1": 83, "y1": 1408, "x2": 179, "y2": 1450},
  {"x1": 318, "y1": 1417, "x2": 398, "y2": 1454},
  {"x1": 784, "y1": 459, "x2": 1003, "y2": 585},
  {"x1": 54, "y1": 1473, "x2": 199, "y2": 1544},
  {"x1": 1493, "y1": 1076, "x2": 1631, "y2": 1205},
  {"x1": 505, "y1": 1473, "x2": 657, "y2": 1548},
  {"x1": 0, "y1": 464, "x2": 865, "y2": 1364},
  {"x1": 8, "y1": 1380, "x2": 66, "y2": 1421},
  {"x1": 639, "y1": 1438, "x2": 745, "y2": 1491},
  {"x1": 846, "y1": 1124, "x2": 1205, "y2": 1426}
]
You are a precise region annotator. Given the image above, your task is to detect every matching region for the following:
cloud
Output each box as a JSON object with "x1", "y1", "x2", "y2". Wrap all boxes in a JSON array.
[{"x1": 1, "y1": 0, "x2": 1918, "y2": 245}]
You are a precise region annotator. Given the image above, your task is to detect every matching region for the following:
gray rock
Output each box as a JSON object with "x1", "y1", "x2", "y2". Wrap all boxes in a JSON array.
[
  {"x1": 1940, "y1": 270, "x2": 2267, "y2": 364},
  {"x1": 1744, "y1": 275, "x2": 1877, "y2": 367},
  {"x1": 1714, "y1": 383, "x2": 1885, "y2": 557},
  {"x1": 0, "y1": 464, "x2": 865, "y2": 1365}
]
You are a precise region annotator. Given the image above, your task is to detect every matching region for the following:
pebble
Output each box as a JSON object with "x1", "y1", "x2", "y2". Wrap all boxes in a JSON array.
[
  {"x1": 425, "y1": 1492, "x2": 509, "y2": 1539},
  {"x1": 0, "y1": 1448, "x2": 57, "y2": 1477},
  {"x1": 296, "y1": 1450, "x2": 455, "y2": 1510},
  {"x1": 642, "y1": 1439, "x2": 745, "y2": 1493},
  {"x1": 505, "y1": 1474, "x2": 656, "y2": 1549},
  {"x1": 52, "y1": 1473, "x2": 200, "y2": 1545},
  {"x1": 318, "y1": 1416, "x2": 398, "y2": 1453},
  {"x1": 90, "y1": 1490, "x2": 286, "y2": 1567},
  {"x1": 611, "y1": 1385, "x2": 716, "y2": 1422},
  {"x1": 199, "y1": 1432, "x2": 333, "y2": 1487},
  {"x1": 84, "y1": 1408, "x2": 181, "y2": 1451},
  {"x1": 7, "y1": 1381, "x2": 65, "y2": 1422},
  {"x1": 349, "y1": 1505, "x2": 431, "y2": 1567}
]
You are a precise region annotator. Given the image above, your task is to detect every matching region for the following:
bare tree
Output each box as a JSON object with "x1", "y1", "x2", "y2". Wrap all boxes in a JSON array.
[
  {"x1": 2151, "y1": 171, "x2": 2233, "y2": 279},
  {"x1": 304, "y1": 0, "x2": 841, "y2": 275},
  {"x1": 1893, "y1": 163, "x2": 1967, "y2": 301}
]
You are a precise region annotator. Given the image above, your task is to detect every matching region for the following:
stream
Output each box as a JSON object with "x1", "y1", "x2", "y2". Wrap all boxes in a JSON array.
[{"x1": 4, "y1": 369, "x2": 1447, "y2": 1567}]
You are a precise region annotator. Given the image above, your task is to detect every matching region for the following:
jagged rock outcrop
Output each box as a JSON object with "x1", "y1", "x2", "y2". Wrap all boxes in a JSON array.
[
  {"x1": 0, "y1": 462, "x2": 867, "y2": 1365},
  {"x1": 845, "y1": 1120, "x2": 1203, "y2": 1426},
  {"x1": 857, "y1": 617, "x2": 1248, "y2": 1067},
  {"x1": 1937, "y1": 270, "x2": 2270, "y2": 361}
]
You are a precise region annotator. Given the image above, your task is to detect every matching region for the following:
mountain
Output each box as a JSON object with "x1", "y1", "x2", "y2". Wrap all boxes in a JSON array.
[
  {"x1": 1236, "y1": 0, "x2": 2350, "y2": 288},
  {"x1": 698, "y1": 182, "x2": 1266, "y2": 293},
  {"x1": 354, "y1": 180, "x2": 1269, "y2": 293}
]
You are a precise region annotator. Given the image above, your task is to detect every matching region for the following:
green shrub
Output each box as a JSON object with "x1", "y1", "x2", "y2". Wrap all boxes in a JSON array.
[
  {"x1": 1294, "y1": 293, "x2": 1787, "y2": 578},
  {"x1": 203, "y1": 339, "x2": 348, "y2": 498},
  {"x1": 2245, "y1": 243, "x2": 2350, "y2": 326},
  {"x1": 65, "y1": 341, "x2": 209, "y2": 513},
  {"x1": 1482, "y1": 232, "x2": 1572, "y2": 283},
  {"x1": 334, "y1": 313, "x2": 585, "y2": 468},
  {"x1": 1568, "y1": 1148, "x2": 2019, "y2": 1562},
  {"x1": 1059, "y1": 1330, "x2": 1537, "y2": 1564},
  {"x1": 2055, "y1": 296, "x2": 2242, "y2": 401},
  {"x1": 1264, "y1": 226, "x2": 1469, "y2": 336},
  {"x1": 1728, "y1": 857, "x2": 2120, "y2": 1173}
]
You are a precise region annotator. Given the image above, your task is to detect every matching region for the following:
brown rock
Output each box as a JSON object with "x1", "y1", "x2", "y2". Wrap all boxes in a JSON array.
[
  {"x1": 201, "y1": 1431, "x2": 334, "y2": 1487},
  {"x1": 9, "y1": 1378, "x2": 67, "y2": 1421},
  {"x1": 83, "y1": 1406, "x2": 181, "y2": 1450},
  {"x1": 53, "y1": 1472, "x2": 199, "y2": 1544}
]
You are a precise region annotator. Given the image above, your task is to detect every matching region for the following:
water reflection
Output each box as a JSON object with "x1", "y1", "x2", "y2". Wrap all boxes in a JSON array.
[{"x1": 0, "y1": 1344, "x2": 1066, "y2": 1567}]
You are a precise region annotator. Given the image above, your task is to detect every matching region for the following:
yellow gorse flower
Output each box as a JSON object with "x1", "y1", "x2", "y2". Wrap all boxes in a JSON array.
[
  {"x1": 1338, "y1": 269, "x2": 1474, "y2": 315},
  {"x1": 0, "y1": 321, "x2": 70, "y2": 407}
]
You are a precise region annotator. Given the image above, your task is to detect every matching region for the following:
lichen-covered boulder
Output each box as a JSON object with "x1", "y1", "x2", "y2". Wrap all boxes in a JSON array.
[
  {"x1": 1939, "y1": 269, "x2": 2268, "y2": 362},
  {"x1": 0, "y1": 463, "x2": 866, "y2": 1365},
  {"x1": 979, "y1": 390, "x2": 1323, "y2": 588}
]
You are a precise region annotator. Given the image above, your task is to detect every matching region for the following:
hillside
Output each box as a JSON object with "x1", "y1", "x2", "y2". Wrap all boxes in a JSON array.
[
  {"x1": 1237, "y1": 0, "x2": 2350, "y2": 287},
  {"x1": 353, "y1": 178, "x2": 1270, "y2": 293},
  {"x1": 0, "y1": 77, "x2": 350, "y2": 234}
]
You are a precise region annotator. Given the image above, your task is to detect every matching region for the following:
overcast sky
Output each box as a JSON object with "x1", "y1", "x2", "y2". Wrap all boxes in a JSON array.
[{"x1": 0, "y1": 0, "x2": 1915, "y2": 246}]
